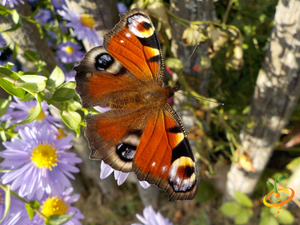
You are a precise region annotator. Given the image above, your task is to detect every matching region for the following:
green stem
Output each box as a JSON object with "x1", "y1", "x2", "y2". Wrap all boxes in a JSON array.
[
  {"x1": 38, "y1": 93, "x2": 64, "y2": 111},
  {"x1": 0, "y1": 183, "x2": 48, "y2": 220},
  {"x1": 274, "y1": 176, "x2": 278, "y2": 193}
]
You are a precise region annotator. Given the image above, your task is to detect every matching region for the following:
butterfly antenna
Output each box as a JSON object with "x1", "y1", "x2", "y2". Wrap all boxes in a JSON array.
[
  {"x1": 172, "y1": 43, "x2": 224, "y2": 106},
  {"x1": 178, "y1": 43, "x2": 201, "y2": 80},
  {"x1": 176, "y1": 90, "x2": 224, "y2": 106}
]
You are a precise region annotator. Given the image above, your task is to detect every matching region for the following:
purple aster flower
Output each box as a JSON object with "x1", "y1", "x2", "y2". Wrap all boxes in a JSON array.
[
  {"x1": 5, "y1": 97, "x2": 62, "y2": 131},
  {"x1": 22, "y1": 187, "x2": 84, "y2": 225},
  {"x1": 65, "y1": 70, "x2": 76, "y2": 82},
  {"x1": 0, "y1": 183, "x2": 28, "y2": 224},
  {"x1": 0, "y1": 55, "x2": 18, "y2": 71},
  {"x1": 1, "y1": 0, "x2": 24, "y2": 8},
  {"x1": 35, "y1": 9, "x2": 52, "y2": 24},
  {"x1": 51, "y1": 0, "x2": 65, "y2": 9},
  {"x1": 0, "y1": 34, "x2": 6, "y2": 48},
  {"x1": 117, "y1": 2, "x2": 127, "y2": 14},
  {"x1": 132, "y1": 205, "x2": 173, "y2": 225},
  {"x1": 56, "y1": 59, "x2": 76, "y2": 82},
  {"x1": 100, "y1": 161, "x2": 150, "y2": 189},
  {"x1": 0, "y1": 125, "x2": 82, "y2": 200},
  {"x1": 58, "y1": 5, "x2": 102, "y2": 46},
  {"x1": 57, "y1": 41, "x2": 84, "y2": 64}
]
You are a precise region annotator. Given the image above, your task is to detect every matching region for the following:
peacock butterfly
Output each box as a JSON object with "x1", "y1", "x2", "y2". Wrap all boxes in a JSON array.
[{"x1": 75, "y1": 8, "x2": 198, "y2": 201}]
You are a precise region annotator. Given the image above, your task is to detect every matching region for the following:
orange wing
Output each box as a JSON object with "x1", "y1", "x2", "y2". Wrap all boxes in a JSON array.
[
  {"x1": 85, "y1": 107, "x2": 150, "y2": 172},
  {"x1": 133, "y1": 104, "x2": 199, "y2": 201},
  {"x1": 75, "y1": 46, "x2": 144, "y2": 109},
  {"x1": 104, "y1": 8, "x2": 164, "y2": 85}
]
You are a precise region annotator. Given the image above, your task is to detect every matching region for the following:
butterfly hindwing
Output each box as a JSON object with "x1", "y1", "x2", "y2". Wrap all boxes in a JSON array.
[
  {"x1": 133, "y1": 104, "x2": 198, "y2": 201},
  {"x1": 85, "y1": 108, "x2": 151, "y2": 172},
  {"x1": 75, "y1": 8, "x2": 199, "y2": 201},
  {"x1": 104, "y1": 8, "x2": 164, "y2": 85}
]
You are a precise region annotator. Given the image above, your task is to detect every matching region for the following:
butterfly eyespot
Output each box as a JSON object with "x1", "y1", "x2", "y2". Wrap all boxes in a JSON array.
[
  {"x1": 169, "y1": 157, "x2": 196, "y2": 192},
  {"x1": 116, "y1": 143, "x2": 136, "y2": 162},
  {"x1": 95, "y1": 53, "x2": 114, "y2": 71},
  {"x1": 76, "y1": 8, "x2": 199, "y2": 201},
  {"x1": 141, "y1": 21, "x2": 151, "y2": 30},
  {"x1": 127, "y1": 14, "x2": 154, "y2": 38}
]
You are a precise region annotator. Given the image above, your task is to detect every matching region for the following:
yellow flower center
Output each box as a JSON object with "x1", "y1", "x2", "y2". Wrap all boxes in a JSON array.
[
  {"x1": 56, "y1": 128, "x2": 66, "y2": 139},
  {"x1": 65, "y1": 46, "x2": 74, "y2": 54},
  {"x1": 41, "y1": 197, "x2": 68, "y2": 217},
  {"x1": 30, "y1": 107, "x2": 45, "y2": 121},
  {"x1": 31, "y1": 142, "x2": 58, "y2": 170},
  {"x1": 79, "y1": 14, "x2": 95, "y2": 29}
]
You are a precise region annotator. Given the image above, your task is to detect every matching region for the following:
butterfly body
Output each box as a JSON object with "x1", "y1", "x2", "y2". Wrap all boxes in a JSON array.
[{"x1": 75, "y1": 8, "x2": 198, "y2": 201}]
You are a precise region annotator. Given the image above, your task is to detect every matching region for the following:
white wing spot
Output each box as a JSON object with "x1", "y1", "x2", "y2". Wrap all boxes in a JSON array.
[
  {"x1": 152, "y1": 162, "x2": 156, "y2": 167},
  {"x1": 162, "y1": 166, "x2": 168, "y2": 173}
]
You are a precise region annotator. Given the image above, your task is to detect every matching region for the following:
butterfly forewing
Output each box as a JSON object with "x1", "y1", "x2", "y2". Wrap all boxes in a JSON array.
[
  {"x1": 75, "y1": 46, "x2": 144, "y2": 109},
  {"x1": 104, "y1": 8, "x2": 164, "y2": 85},
  {"x1": 75, "y1": 8, "x2": 199, "y2": 201}
]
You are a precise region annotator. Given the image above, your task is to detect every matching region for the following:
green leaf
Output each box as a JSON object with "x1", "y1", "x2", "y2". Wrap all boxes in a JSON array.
[
  {"x1": 0, "y1": 68, "x2": 25, "y2": 98},
  {"x1": 16, "y1": 95, "x2": 42, "y2": 125},
  {"x1": 46, "y1": 213, "x2": 75, "y2": 225},
  {"x1": 286, "y1": 157, "x2": 300, "y2": 172},
  {"x1": 74, "y1": 124, "x2": 81, "y2": 136},
  {"x1": 52, "y1": 82, "x2": 76, "y2": 101},
  {"x1": 25, "y1": 200, "x2": 40, "y2": 220},
  {"x1": 0, "y1": 7, "x2": 9, "y2": 16},
  {"x1": 0, "y1": 66, "x2": 20, "y2": 79},
  {"x1": 3, "y1": 22, "x2": 21, "y2": 32},
  {"x1": 11, "y1": 9, "x2": 20, "y2": 24},
  {"x1": 47, "y1": 66, "x2": 65, "y2": 89},
  {"x1": 233, "y1": 191, "x2": 253, "y2": 207},
  {"x1": 266, "y1": 181, "x2": 274, "y2": 188},
  {"x1": 4, "y1": 62, "x2": 15, "y2": 70},
  {"x1": 61, "y1": 109, "x2": 81, "y2": 130},
  {"x1": 67, "y1": 99, "x2": 82, "y2": 111},
  {"x1": 165, "y1": 58, "x2": 184, "y2": 71},
  {"x1": 24, "y1": 50, "x2": 39, "y2": 62},
  {"x1": 14, "y1": 75, "x2": 47, "y2": 93},
  {"x1": 0, "y1": 185, "x2": 11, "y2": 224},
  {"x1": 194, "y1": 181, "x2": 217, "y2": 203},
  {"x1": 270, "y1": 207, "x2": 294, "y2": 224},
  {"x1": 12, "y1": 43, "x2": 18, "y2": 61},
  {"x1": 234, "y1": 208, "x2": 253, "y2": 224},
  {"x1": 29, "y1": 200, "x2": 40, "y2": 209},
  {"x1": 277, "y1": 176, "x2": 285, "y2": 182},
  {"x1": 0, "y1": 97, "x2": 11, "y2": 117},
  {"x1": 259, "y1": 208, "x2": 279, "y2": 225},
  {"x1": 0, "y1": 77, "x2": 20, "y2": 97},
  {"x1": 25, "y1": 204, "x2": 36, "y2": 220},
  {"x1": 21, "y1": 92, "x2": 35, "y2": 102},
  {"x1": 0, "y1": 41, "x2": 10, "y2": 52},
  {"x1": 220, "y1": 202, "x2": 241, "y2": 217},
  {"x1": 259, "y1": 216, "x2": 279, "y2": 225}
]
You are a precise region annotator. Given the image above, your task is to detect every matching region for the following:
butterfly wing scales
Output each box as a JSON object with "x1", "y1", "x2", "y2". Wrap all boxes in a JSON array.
[
  {"x1": 86, "y1": 108, "x2": 150, "y2": 172},
  {"x1": 133, "y1": 104, "x2": 198, "y2": 201},
  {"x1": 75, "y1": 46, "x2": 144, "y2": 109},
  {"x1": 104, "y1": 8, "x2": 164, "y2": 85},
  {"x1": 75, "y1": 8, "x2": 199, "y2": 201}
]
